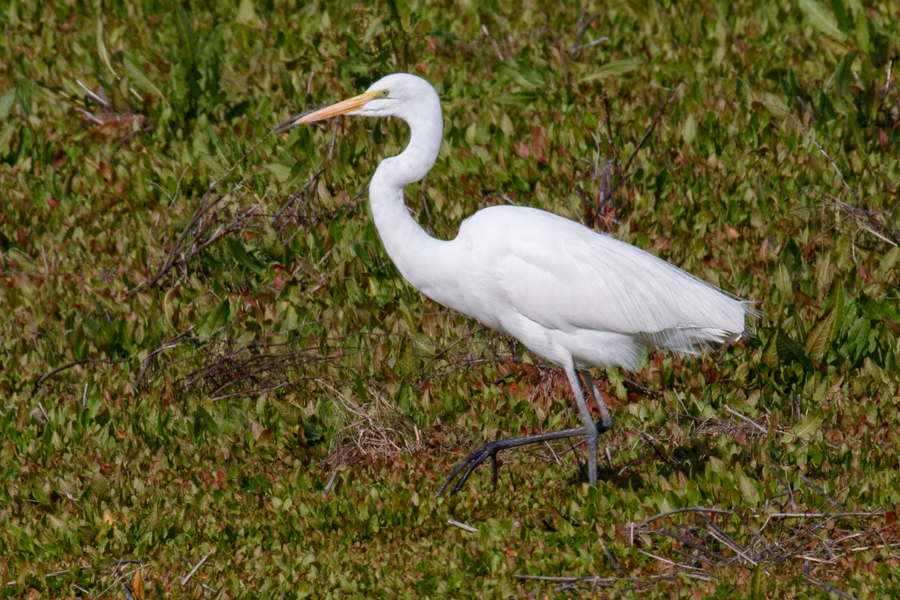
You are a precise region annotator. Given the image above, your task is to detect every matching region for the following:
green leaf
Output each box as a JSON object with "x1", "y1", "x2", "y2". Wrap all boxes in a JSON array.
[
  {"x1": 854, "y1": 15, "x2": 870, "y2": 51},
  {"x1": 760, "y1": 92, "x2": 789, "y2": 117},
  {"x1": 707, "y1": 456, "x2": 726, "y2": 475},
  {"x1": 195, "y1": 406, "x2": 220, "y2": 434},
  {"x1": 96, "y1": 18, "x2": 117, "y2": 77},
  {"x1": 776, "y1": 330, "x2": 813, "y2": 370},
  {"x1": 301, "y1": 418, "x2": 326, "y2": 444},
  {"x1": 774, "y1": 262, "x2": 791, "y2": 297},
  {"x1": 123, "y1": 56, "x2": 169, "y2": 106},
  {"x1": 427, "y1": 29, "x2": 460, "y2": 41},
  {"x1": 798, "y1": 0, "x2": 846, "y2": 42},
  {"x1": 682, "y1": 115, "x2": 696, "y2": 145},
  {"x1": 805, "y1": 309, "x2": 836, "y2": 362},
  {"x1": 791, "y1": 411, "x2": 824, "y2": 440},
  {"x1": 494, "y1": 92, "x2": 539, "y2": 106},
  {"x1": 236, "y1": 0, "x2": 258, "y2": 25},
  {"x1": 497, "y1": 61, "x2": 545, "y2": 89},
  {"x1": 874, "y1": 246, "x2": 900, "y2": 281},
  {"x1": 578, "y1": 58, "x2": 641, "y2": 83},
  {"x1": 860, "y1": 295, "x2": 900, "y2": 321},
  {"x1": 0, "y1": 88, "x2": 17, "y2": 120},
  {"x1": 163, "y1": 287, "x2": 176, "y2": 331},
  {"x1": 829, "y1": 0, "x2": 853, "y2": 35},
  {"x1": 198, "y1": 299, "x2": 231, "y2": 336},
  {"x1": 396, "y1": 338, "x2": 419, "y2": 377},
  {"x1": 829, "y1": 278, "x2": 846, "y2": 332},
  {"x1": 750, "y1": 565, "x2": 767, "y2": 598},
  {"x1": 361, "y1": 16, "x2": 386, "y2": 44},
  {"x1": 272, "y1": 399, "x2": 301, "y2": 426},
  {"x1": 842, "y1": 315, "x2": 871, "y2": 362},
  {"x1": 0, "y1": 122, "x2": 16, "y2": 156},
  {"x1": 175, "y1": 8, "x2": 198, "y2": 67},
  {"x1": 870, "y1": 32, "x2": 890, "y2": 68},
  {"x1": 263, "y1": 163, "x2": 293, "y2": 183},
  {"x1": 226, "y1": 238, "x2": 266, "y2": 274},
  {"x1": 833, "y1": 51, "x2": 857, "y2": 100},
  {"x1": 738, "y1": 474, "x2": 760, "y2": 504}
]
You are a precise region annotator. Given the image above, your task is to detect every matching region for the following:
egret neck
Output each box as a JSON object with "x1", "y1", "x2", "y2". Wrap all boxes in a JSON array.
[{"x1": 366, "y1": 94, "x2": 452, "y2": 302}]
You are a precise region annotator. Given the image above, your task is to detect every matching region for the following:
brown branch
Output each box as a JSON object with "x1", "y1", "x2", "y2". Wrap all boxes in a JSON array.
[
  {"x1": 599, "y1": 537, "x2": 621, "y2": 575},
  {"x1": 130, "y1": 120, "x2": 287, "y2": 295},
  {"x1": 734, "y1": 507, "x2": 769, "y2": 555},
  {"x1": 569, "y1": 12, "x2": 607, "y2": 55},
  {"x1": 600, "y1": 89, "x2": 618, "y2": 177},
  {"x1": 32, "y1": 358, "x2": 123, "y2": 398},
  {"x1": 783, "y1": 108, "x2": 859, "y2": 205},
  {"x1": 798, "y1": 472, "x2": 844, "y2": 512},
  {"x1": 135, "y1": 326, "x2": 197, "y2": 388},
  {"x1": 270, "y1": 167, "x2": 325, "y2": 228},
  {"x1": 181, "y1": 552, "x2": 211, "y2": 586},
  {"x1": 620, "y1": 85, "x2": 680, "y2": 178},
  {"x1": 769, "y1": 464, "x2": 796, "y2": 511},
  {"x1": 656, "y1": 527, "x2": 730, "y2": 564},
  {"x1": 569, "y1": 12, "x2": 598, "y2": 53},
  {"x1": 803, "y1": 575, "x2": 859, "y2": 600}
]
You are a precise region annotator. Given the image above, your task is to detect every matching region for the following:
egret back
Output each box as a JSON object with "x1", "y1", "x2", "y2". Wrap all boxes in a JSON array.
[{"x1": 436, "y1": 205, "x2": 751, "y2": 369}]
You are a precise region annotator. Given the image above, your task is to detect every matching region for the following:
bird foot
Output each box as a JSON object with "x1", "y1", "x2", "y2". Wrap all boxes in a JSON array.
[
  {"x1": 596, "y1": 416, "x2": 614, "y2": 435},
  {"x1": 433, "y1": 425, "x2": 601, "y2": 496},
  {"x1": 435, "y1": 440, "x2": 505, "y2": 497}
]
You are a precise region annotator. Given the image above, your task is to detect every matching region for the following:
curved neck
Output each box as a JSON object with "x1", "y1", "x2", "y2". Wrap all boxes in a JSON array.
[{"x1": 367, "y1": 103, "x2": 449, "y2": 295}]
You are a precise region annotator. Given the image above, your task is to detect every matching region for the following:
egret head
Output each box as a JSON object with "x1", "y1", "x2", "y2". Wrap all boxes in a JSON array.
[{"x1": 281, "y1": 73, "x2": 439, "y2": 129}]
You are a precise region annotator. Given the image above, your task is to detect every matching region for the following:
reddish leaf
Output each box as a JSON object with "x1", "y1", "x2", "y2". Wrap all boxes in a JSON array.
[
  {"x1": 531, "y1": 126, "x2": 548, "y2": 164},
  {"x1": 515, "y1": 141, "x2": 530, "y2": 159}
]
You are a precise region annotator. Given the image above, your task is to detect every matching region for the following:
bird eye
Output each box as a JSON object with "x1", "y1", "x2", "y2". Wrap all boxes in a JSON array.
[{"x1": 381, "y1": 89, "x2": 390, "y2": 97}]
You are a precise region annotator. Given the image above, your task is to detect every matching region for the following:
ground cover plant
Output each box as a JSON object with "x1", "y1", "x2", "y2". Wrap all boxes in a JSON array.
[{"x1": 1, "y1": 0, "x2": 899, "y2": 597}]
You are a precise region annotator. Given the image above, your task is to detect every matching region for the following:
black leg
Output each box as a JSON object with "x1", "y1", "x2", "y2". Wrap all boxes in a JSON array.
[
  {"x1": 579, "y1": 369, "x2": 614, "y2": 434},
  {"x1": 435, "y1": 427, "x2": 588, "y2": 496},
  {"x1": 435, "y1": 368, "x2": 618, "y2": 496}
]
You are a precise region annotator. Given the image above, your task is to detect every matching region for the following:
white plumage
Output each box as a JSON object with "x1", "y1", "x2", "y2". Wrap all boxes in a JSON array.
[{"x1": 287, "y1": 73, "x2": 754, "y2": 495}]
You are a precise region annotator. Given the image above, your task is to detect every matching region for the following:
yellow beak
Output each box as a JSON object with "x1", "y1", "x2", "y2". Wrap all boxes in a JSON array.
[{"x1": 277, "y1": 90, "x2": 383, "y2": 133}]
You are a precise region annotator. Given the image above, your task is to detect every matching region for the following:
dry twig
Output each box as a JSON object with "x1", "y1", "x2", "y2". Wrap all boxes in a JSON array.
[{"x1": 32, "y1": 358, "x2": 123, "y2": 398}]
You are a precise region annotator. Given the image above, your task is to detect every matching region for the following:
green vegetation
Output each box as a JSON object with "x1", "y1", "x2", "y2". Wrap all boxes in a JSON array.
[{"x1": 2, "y1": 0, "x2": 899, "y2": 597}]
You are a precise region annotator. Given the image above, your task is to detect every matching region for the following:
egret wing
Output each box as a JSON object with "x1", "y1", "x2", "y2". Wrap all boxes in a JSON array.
[{"x1": 463, "y1": 206, "x2": 748, "y2": 351}]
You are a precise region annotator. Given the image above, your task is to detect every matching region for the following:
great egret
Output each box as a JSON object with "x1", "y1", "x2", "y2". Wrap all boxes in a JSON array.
[{"x1": 284, "y1": 73, "x2": 754, "y2": 496}]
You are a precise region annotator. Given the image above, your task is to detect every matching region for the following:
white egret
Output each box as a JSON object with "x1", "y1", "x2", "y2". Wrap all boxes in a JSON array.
[{"x1": 283, "y1": 73, "x2": 754, "y2": 496}]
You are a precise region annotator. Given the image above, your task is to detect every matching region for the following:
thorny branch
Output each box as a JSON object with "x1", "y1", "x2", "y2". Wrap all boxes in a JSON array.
[
  {"x1": 518, "y1": 505, "x2": 891, "y2": 595},
  {"x1": 573, "y1": 86, "x2": 680, "y2": 232},
  {"x1": 130, "y1": 113, "x2": 358, "y2": 294},
  {"x1": 784, "y1": 61, "x2": 900, "y2": 249}
]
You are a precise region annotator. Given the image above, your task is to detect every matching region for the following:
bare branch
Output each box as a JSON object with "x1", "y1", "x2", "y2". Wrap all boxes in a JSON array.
[{"x1": 33, "y1": 358, "x2": 123, "y2": 398}]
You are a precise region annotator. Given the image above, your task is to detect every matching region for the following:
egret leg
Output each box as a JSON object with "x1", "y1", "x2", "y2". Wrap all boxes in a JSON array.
[
  {"x1": 579, "y1": 369, "x2": 615, "y2": 433},
  {"x1": 567, "y1": 368, "x2": 598, "y2": 486},
  {"x1": 435, "y1": 367, "x2": 616, "y2": 496}
]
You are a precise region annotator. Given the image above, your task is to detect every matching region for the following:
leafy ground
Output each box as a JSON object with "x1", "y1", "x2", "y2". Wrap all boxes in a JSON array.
[{"x1": 2, "y1": 0, "x2": 900, "y2": 597}]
